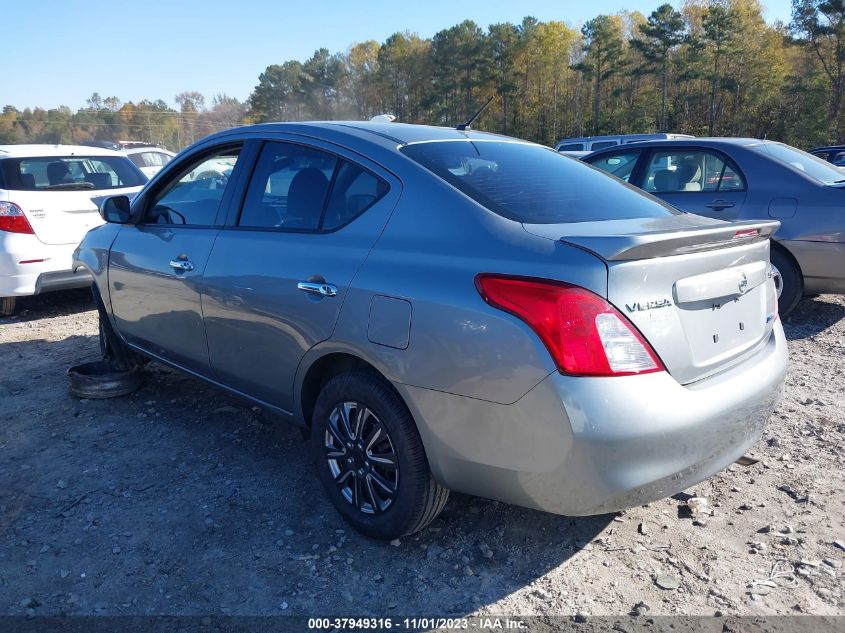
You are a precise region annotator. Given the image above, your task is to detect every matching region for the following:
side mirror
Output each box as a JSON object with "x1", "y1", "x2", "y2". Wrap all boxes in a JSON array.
[{"x1": 98, "y1": 195, "x2": 132, "y2": 224}]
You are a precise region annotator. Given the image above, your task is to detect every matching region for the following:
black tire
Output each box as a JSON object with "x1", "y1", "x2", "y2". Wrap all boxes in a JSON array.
[
  {"x1": 0, "y1": 296, "x2": 16, "y2": 317},
  {"x1": 770, "y1": 246, "x2": 803, "y2": 317},
  {"x1": 311, "y1": 371, "x2": 449, "y2": 539},
  {"x1": 92, "y1": 284, "x2": 143, "y2": 370}
]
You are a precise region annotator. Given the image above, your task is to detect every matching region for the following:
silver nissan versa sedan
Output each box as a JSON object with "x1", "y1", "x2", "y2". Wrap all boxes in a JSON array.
[{"x1": 73, "y1": 122, "x2": 788, "y2": 539}]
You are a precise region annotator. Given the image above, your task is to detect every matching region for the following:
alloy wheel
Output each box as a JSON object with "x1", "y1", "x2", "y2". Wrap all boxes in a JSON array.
[
  {"x1": 324, "y1": 401, "x2": 399, "y2": 514},
  {"x1": 770, "y1": 263, "x2": 783, "y2": 299}
]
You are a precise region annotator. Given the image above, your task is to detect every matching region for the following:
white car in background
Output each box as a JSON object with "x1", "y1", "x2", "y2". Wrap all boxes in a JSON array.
[
  {"x1": 0, "y1": 144, "x2": 146, "y2": 315},
  {"x1": 121, "y1": 144, "x2": 176, "y2": 179}
]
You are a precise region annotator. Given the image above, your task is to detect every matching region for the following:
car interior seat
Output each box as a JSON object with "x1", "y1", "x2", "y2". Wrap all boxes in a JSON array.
[
  {"x1": 84, "y1": 173, "x2": 112, "y2": 189},
  {"x1": 676, "y1": 161, "x2": 702, "y2": 191},
  {"x1": 652, "y1": 169, "x2": 678, "y2": 192},
  {"x1": 46, "y1": 162, "x2": 71, "y2": 186},
  {"x1": 285, "y1": 168, "x2": 329, "y2": 229}
]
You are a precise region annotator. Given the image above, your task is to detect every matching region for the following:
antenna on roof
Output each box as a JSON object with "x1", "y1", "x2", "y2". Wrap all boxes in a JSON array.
[{"x1": 456, "y1": 95, "x2": 495, "y2": 131}]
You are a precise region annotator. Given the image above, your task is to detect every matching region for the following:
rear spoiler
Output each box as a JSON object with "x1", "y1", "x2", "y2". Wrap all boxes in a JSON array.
[{"x1": 560, "y1": 220, "x2": 780, "y2": 261}]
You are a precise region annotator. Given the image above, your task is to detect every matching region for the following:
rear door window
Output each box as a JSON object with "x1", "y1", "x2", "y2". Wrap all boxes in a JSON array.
[
  {"x1": 401, "y1": 140, "x2": 678, "y2": 223},
  {"x1": 322, "y1": 162, "x2": 389, "y2": 230},
  {"x1": 238, "y1": 142, "x2": 388, "y2": 231},
  {"x1": 587, "y1": 150, "x2": 642, "y2": 182},
  {"x1": 238, "y1": 142, "x2": 337, "y2": 230},
  {"x1": 557, "y1": 143, "x2": 584, "y2": 152},
  {"x1": 643, "y1": 149, "x2": 746, "y2": 193}
]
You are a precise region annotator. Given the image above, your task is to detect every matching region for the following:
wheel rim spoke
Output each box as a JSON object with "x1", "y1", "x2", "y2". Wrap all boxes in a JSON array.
[
  {"x1": 352, "y1": 473, "x2": 362, "y2": 510},
  {"x1": 352, "y1": 406, "x2": 368, "y2": 441},
  {"x1": 324, "y1": 400, "x2": 399, "y2": 515},
  {"x1": 367, "y1": 451, "x2": 397, "y2": 469},
  {"x1": 364, "y1": 474, "x2": 382, "y2": 513},
  {"x1": 340, "y1": 402, "x2": 355, "y2": 439},
  {"x1": 327, "y1": 414, "x2": 347, "y2": 446},
  {"x1": 369, "y1": 468, "x2": 397, "y2": 495},
  {"x1": 364, "y1": 426, "x2": 382, "y2": 452}
]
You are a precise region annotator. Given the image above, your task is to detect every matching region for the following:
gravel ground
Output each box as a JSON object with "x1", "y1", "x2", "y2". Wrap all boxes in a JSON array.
[{"x1": 1, "y1": 290, "x2": 843, "y2": 618}]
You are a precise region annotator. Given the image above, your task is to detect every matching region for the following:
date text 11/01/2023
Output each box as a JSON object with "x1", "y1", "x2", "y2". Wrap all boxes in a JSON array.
[{"x1": 307, "y1": 617, "x2": 527, "y2": 630}]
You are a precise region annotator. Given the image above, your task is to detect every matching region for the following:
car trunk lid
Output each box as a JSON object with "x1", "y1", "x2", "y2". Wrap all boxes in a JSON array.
[
  {"x1": 7, "y1": 187, "x2": 139, "y2": 245},
  {"x1": 524, "y1": 216, "x2": 780, "y2": 384}
]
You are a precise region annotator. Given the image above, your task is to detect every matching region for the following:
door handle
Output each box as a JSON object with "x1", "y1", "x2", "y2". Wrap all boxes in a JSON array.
[
  {"x1": 704, "y1": 199, "x2": 735, "y2": 211},
  {"x1": 169, "y1": 259, "x2": 195, "y2": 272},
  {"x1": 297, "y1": 281, "x2": 338, "y2": 297}
]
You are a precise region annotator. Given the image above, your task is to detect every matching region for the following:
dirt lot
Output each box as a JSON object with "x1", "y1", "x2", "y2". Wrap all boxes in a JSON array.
[{"x1": 1, "y1": 290, "x2": 844, "y2": 618}]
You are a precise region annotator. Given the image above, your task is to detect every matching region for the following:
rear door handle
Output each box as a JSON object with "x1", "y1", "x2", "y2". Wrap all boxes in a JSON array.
[
  {"x1": 297, "y1": 281, "x2": 338, "y2": 297},
  {"x1": 705, "y1": 199, "x2": 735, "y2": 210},
  {"x1": 169, "y1": 259, "x2": 195, "y2": 272}
]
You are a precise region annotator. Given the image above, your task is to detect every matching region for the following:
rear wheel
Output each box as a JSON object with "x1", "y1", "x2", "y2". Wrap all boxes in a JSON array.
[
  {"x1": 0, "y1": 296, "x2": 16, "y2": 317},
  {"x1": 770, "y1": 247, "x2": 803, "y2": 317},
  {"x1": 311, "y1": 371, "x2": 448, "y2": 539}
]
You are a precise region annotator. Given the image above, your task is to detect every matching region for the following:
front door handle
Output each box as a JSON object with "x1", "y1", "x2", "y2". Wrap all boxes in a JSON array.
[
  {"x1": 297, "y1": 281, "x2": 338, "y2": 297},
  {"x1": 169, "y1": 258, "x2": 195, "y2": 272},
  {"x1": 704, "y1": 199, "x2": 735, "y2": 211}
]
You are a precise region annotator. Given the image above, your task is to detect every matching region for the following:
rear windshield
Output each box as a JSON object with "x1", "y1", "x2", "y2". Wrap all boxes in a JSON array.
[
  {"x1": 400, "y1": 140, "x2": 678, "y2": 223},
  {"x1": 128, "y1": 151, "x2": 173, "y2": 169},
  {"x1": 0, "y1": 155, "x2": 146, "y2": 191},
  {"x1": 754, "y1": 143, "x2": 845, "y2": 185}
]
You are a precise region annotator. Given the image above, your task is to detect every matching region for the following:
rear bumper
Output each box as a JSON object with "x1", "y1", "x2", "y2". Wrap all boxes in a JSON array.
[
  {"x1": 399, "y1": 321, "x2": 788, "y2": 515},
  {"x1": 0, "y1": 234, "x2": 91, "y2": 296},
  {"x1": 33, "y1": 268, "x2": 92, "y2": 293},
  {"x1": 781, "y1": 239, "x2": 845, "y2": 294}
]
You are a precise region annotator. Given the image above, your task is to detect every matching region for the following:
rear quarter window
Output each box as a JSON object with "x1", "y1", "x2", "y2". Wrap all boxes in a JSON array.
[{"x1": 400, "y1": 140, "x2": 678, "y2": 224}]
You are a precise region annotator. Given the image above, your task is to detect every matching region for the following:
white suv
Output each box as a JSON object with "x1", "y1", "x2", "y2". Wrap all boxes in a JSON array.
[{"x1": 0, "y1": 144, "x2": 146, "y2": 315}]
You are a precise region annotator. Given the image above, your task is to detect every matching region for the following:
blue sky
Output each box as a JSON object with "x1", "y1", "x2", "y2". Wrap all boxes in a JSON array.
[{"x1": 1, "y1": 0, "x2": 793, "y2": 110}]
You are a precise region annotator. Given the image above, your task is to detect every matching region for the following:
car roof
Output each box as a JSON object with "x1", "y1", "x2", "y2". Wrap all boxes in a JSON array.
[
  {"x1": 809, "y1": 145, "x2": 845, "y2": 152},
  {"x1": 0, "y1": 144, "x2": 125, "y2": 158},
  {"x1": 203, "y1": 121, "x2": 519, "y2": 150},
  {"x1": 586, "y1": 137, "x2": 772, "y2": 155},
  {"x1": 560, "y1": 133, "x2": 694, "y2": 142}
]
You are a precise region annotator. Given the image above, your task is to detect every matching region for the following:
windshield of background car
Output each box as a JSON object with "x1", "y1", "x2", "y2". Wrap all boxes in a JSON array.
[
  {"x1": 128, "y1": 151, "x2": 173, "y2": 169},
  {"x1": 400, "y1": 140, "x2": 679, "y2": 223},
  {"x1": 0, "y1": 155, "x2": 146, "y2": 191},
  {"x1": 755, "y1": 143, "x2": 845, "y2": 185}
]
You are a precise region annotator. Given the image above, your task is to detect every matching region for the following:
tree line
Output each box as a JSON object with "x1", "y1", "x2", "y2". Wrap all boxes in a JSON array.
[
  {"x1": 3, "y1": 0, "x2": 845, "y2": 151},
  {"x1": 0, "y1": 92, "x2": 246, "y2": 151}
]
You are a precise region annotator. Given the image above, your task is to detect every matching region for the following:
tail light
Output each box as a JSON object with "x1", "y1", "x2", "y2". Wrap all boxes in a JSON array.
[
  {"x1": 0, "y1": 202, "x2": 34, "y2": 234},
  {"x1": 476, "y1": 274, "x2": 664, "y2": 377},
  {"x1": 733, "y1": 228, "x2": 759, "y2": 239}
]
